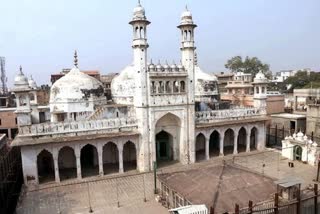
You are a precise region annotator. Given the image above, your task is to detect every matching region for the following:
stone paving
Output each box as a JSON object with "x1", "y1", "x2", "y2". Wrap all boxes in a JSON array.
[{"x1": 16, "y1": 149, "x2": 318, "y2": 214}]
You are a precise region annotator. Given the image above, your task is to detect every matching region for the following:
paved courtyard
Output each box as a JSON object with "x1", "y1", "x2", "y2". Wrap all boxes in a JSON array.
[{"x1": 16, "y1": 149, "x2": 318, "y2": 214}]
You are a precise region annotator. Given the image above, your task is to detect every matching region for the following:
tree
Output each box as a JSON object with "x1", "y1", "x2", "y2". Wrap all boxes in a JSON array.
[
  {"x1": 225, "y1": 56, "x2": 270, "y2": 77},
  {"x1": 284, "y1": 70, "x2": 320, "y2": 92}
]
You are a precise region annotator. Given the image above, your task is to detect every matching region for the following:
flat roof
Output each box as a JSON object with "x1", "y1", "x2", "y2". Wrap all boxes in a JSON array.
[
  {"x1": 158, "y1": 164, "x2": 276, "y2": 213},
  {"x1": 274, "y1": 177, "x2": 303, "y2": 188},
  {"x1": 270, "y1": 113, "x2": 306, "y2": 119}
]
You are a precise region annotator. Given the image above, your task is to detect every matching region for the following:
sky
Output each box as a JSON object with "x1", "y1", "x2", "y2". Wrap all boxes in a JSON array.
[{"x1": 1, "y1": 0, "x2": 320, "y2": 87}]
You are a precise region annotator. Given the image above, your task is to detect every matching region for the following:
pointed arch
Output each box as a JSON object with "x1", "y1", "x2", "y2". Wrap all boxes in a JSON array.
[
  {"x1": 209, "y1": 130, "x2": 220, "y2": 157},
  {"x1": 238, "y1": 127, "x2": 247, "y2": 153},
  {"x1": 58, "y1": 146, "x2": 76, "y2": 181},
  {"x1": 37, "y1": 149, "x2": 55, "y2": 184},
  {"x1": 250, "y1": 127, "x2": 258, "y2": 150},
  {"x1": 80, "y1": 144, "x2": 98, "y2": 178},
  {"x1": 224, "y1": 129, "x2": 235, "y2": 155},
  {"x1": 123, "y1": 141, "x2": 137, "y2": 172},
  {"x1": 195, "y1": 133, "x2": 206, "y2": 162},
  {"x1": 103, "y1": 142, "x2": 119, "y2": 175}
]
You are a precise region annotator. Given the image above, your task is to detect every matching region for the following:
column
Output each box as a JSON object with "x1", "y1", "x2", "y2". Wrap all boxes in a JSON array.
[
  {"x1": 205, "y1": 135, "x2": 209, "y2": 160},
  {"x1": 97, "y1": 144, "x2": 103, "y2": 176},
  {"x1": 118, "y1": 144, "x2": 124, "y2": 173},
  {"x1": 75, "y1": 146, "x2": 82, "y2": 179},
  {"x1": 246, "y1": 132, "x2": 251, "y2": 153},
  {"x1": 53, "y1": 148, "x2": 60, "y2": 183},
  {"x1": 53, "y1": 157, "x2": 60, "y2": 183},
  {"x1": 219, "y1": 133, "x2": 224, "y2": 156},
  {"x1": 8, "y1": 128, "x2": 12, "y2": 139},
  {"x1": 233, "y1": 131, "x2": 238, "y2": 155}
]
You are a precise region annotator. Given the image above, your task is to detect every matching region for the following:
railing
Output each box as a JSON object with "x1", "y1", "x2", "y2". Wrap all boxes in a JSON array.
[
  {"x1": 195, "y1": 107, "x2": 266, "y2": 123},
  {"x1": 18, "y1": 117, "x2": 138, "y2": 136}
]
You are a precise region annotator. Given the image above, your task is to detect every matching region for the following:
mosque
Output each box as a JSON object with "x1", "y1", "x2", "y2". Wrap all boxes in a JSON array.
[{"x1": 12, "y1": 2, "x2": 269, "y2": 185}]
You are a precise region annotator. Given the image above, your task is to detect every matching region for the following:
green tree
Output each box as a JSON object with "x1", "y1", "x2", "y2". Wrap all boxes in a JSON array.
[
  {"x1": 284, "y1": 70, "x2": 320, "y2": 92},
  {"x1": 225, "y1": 56, "x2": 270, "y2": 77}
]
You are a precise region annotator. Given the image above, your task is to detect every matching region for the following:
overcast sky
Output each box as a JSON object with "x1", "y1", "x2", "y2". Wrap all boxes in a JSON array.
[{"x1": 1, "y1": 0, "x2": 319, "y2": 87}]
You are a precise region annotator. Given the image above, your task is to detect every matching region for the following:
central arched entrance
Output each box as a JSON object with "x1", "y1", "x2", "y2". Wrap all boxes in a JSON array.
[
  {"x1": 294, "y1": 145, "x2": 303, "y2": 161},
  {"x1": 155, "y1": 113, "x2": 181, "y2": 167},
  {"x1": 80, "y1": 144, "x2": 98, "y2": 178},
  {"x1": 156, "y1": 131, "x2": 173, "y2": 161},
  {"x1": 37, "y1": 150, "x2": 55, "y2": 184}
]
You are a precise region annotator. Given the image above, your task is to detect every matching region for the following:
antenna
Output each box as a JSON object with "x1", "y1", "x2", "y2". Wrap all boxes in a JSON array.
[{"x1": 0, "y1": 57, "x2": 7, "y2": 95}]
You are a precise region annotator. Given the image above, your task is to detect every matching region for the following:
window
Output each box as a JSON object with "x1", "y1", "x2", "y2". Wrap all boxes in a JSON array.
[{"x1": 180, "y1": 81, "x2": 185, "y2": 92}]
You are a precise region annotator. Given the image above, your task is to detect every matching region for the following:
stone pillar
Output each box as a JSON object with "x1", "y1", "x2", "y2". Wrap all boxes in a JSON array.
[
  {"x1": 219, "y1": 132, "x2": 224, "y2": 156},
  {"x1": 233, "y1": 131, "x2": 238, "y2": 155},
  {"x1": 53, "y1": 157, "x2": 60, "y2": 183},
  {"x1": 205, "y1": 135, "x2": 210, "y2": 160},
  {"x1": 7, "y1": 128, "x2": 12, "y2": 139},
  {"x1": 246, "y1": 132, "x2": 251, "y2": 152},
  {"x1": 118, "y1": 144, "x2": 124, "y2": 173},
  {"x1": 75, "y1": 145, "x2": 82, "y2": 179},
  {"x1": 97, "y1": 144, "x2": 103, "y2": 176}
]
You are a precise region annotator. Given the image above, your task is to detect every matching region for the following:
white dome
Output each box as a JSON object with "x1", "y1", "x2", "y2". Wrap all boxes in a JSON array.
[
  {"x1": 50, "y1": 67, "x2": 104, "y2": 104},
  {"x1": 181, "y1": 10, "x2": 192, "y2": 19},
  {"x1": 254, "y1": 71, "x2": 268, "y2": 83},
  {"x1": 28, "y1": 76, "x2": 37, "y2": 89},
  {"x1": 132, "y1": 2, "x2": 146, "y2": 20},
  {"x1": 111, "y1": 65, "x2": 135, "y2": 104},
  {"x1": 14, "y1": 66, "x2": 29, "y2": 89}
]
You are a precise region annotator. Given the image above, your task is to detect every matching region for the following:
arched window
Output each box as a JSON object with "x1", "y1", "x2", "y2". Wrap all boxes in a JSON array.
[
  {"x1": 159, "y1": 81, "x2": 163, "y2": 93},
  {"x1": 140, "y1": 27, "x2": 144, "y2": 38},
  {"x1": 256, "y1": 86, "x2": 259, "y2": 94},
  {"x1": 165, "y1": 81, "x2": 171, "y2": 93},
  {"x1": 135, "y1": 26, "x2": 139, "y2": 38},
  {"x1": 173, "y1": 81, "x2": 179, "y2": 93},
  {"x1": 262, "y1": 87, "x2": 265, "y2": 94},
  {"x1": 180, "y1": 81, "x2": 185, "y2": 92}
]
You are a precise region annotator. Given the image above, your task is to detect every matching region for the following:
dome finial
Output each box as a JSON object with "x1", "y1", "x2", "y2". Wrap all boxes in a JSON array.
[
  {"x1": 19, "y1": 65, "x2": 23, "y2": 74},
  {"x1": 150, "y1": 58, "x2": 153, "y2": 64},
  {"x1": 74, "y1": 50, "x2": 78, "y2": 68}
]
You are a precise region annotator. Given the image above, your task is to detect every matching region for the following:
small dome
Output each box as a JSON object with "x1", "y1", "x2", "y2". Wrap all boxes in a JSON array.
[
  {"x1": 156, "y1": 62, "x2": 163, "y2": 70},
  {"x1": 163, "y1": 61, "x2": 170, "y2": 69},
  {"x1": 178, "y1": 64, "x2": 184, "y2": 70},
  {"x1": 133, "y1": 1, "x2": 146, "y2": 20},
  {"x1": 181, "y1": 10, "x2": 192, "y2": 19},
  {"x1": 28, "y1": 75, "x2": 37, "y2": 89},
  {"x1": 170, "y1": 63, "x2": 178, "y2": 70},
  {"x1": 149, "y1": 63, "x2": 155, "y2": 69},
  {"x1": 14, "y1": 66, "x2": 29, "y2": 88}
]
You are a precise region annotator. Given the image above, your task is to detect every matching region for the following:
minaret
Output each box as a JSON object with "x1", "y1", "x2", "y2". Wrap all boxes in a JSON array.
[
  {"x1": 253, "y1": 71, "x2": 268, "y2": 114},
  {"x1": 129, "y1": 0, "x2": 150, "y2": 107},
  {"x1": 12, "y1": 66, "x2": 32, "y2": 127},
  {"x1": 177, "y1": 6, "x2": 197, "y2": 164},
  {"x1": 129, "y1": 1, "x2": 151, "y2": 172},
  {"x1": 178, "y1": 5, "x2": 197, "y2": 104}
]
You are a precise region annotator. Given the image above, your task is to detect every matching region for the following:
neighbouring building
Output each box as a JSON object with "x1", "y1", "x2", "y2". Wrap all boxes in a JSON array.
[
  {"x1": 216, "y1": 72, "x2": 234, "y2": 94},
  {"x1": 221, "y1": 72, "x2": 285, "y2": 115},
  {"x1": 270, "y1": 113, "x2": 306, "y2": 134},
  {"x1": 100, "y1": 73, "x2": 119, "y2": 100},
  {"x1": 51, "y1": 68, "x2": 101, "y2": 84},
  {"x1": 12, "y1": 3, "x2": 268, "y2": 187}
]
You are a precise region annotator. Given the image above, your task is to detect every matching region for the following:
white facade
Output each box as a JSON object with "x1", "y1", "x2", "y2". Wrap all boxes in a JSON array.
[
  {"x1": 12, "y1": 3, "x2": 268, "y2": 186},
  {"x1": 282, "y1": 131, "x2": 319, "y2": 166}
]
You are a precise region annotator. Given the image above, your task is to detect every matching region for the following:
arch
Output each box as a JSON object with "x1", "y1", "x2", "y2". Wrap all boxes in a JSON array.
[
  {"x1": 293, "y1": 145, "x2": 303, "y2": 161},
  {"x1": 103, "y1": 142, "x2": 119, "y2": 175},
  {"x1": 180, "y1": 81, "x2": 185, "y2": 92},
  {"x1": 159, "y1": 81, "x2": 164, "y2": 93},
  {"x1": 250, "y1": 127, "x2": 258, "y2": 150},
  {"x1": 238, "y1": 127, "x2": 247, "y2": 153},
  {"x1": 123, "y1": 141, "x2": 137, "y2": 172},
  {"x1": 173, "y1": 81, "x2": 179, "y2": 93},
  {"x1": 209, "y1": 130, "x2": 220, "y2": 157},
  {"x1": 224, "y1": 129, "x2": 235, "y2": 155},
  {"x1": 155, "y1": 112, "x2": 181, "y2": 166},
  {"x1": 165, "y1": 81, "x2": 171, "y2": 93},
  {"x1": 135, "y1": 26, "x2": 139, "y2": 38},
  {"x1": 140, "y1": 27, "x2": 144, "y2": 38},
  {"x1": 256, "y1": 86, "x2": 260, "y2": 94},
  {"x1": 58, "y1": 146, "x2": 76, "y2": 181},
  {"x1": 195, "y1": 133, "x2": 205, "y2": 162},
  {"x1": 37, "y1": 149, "x2": 55, "y2": 184},
  {"x1": 80, "y1": 144, "x2": 98, "y2": 178}
]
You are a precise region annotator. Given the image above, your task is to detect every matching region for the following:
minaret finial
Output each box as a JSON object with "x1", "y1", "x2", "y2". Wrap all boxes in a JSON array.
[
  {"x1": 74, "y1": 50, "x2": 78, "y2": 68},
  {"x1": 138, "y1": 0, "x2": 141, "y2": 6},
  {"x1": 185, "y1": 4, "x2": 188, "y2": 11},
  {"x1": 150, "y1": 59, "x2": 153, "y2": 64},
  {"x1": 19, "y1": 65, "x2": 23, "y2": 74}
]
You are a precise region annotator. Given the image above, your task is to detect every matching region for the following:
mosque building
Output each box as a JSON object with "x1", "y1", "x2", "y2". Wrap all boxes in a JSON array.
[{"x1": 12, "y1": 2, "x2": 268, "y2": 186}]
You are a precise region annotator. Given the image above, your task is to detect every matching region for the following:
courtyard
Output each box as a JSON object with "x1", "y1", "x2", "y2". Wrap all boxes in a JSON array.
[{"x1": 16, "y1": 149, "x2": 318, "y2": 214}]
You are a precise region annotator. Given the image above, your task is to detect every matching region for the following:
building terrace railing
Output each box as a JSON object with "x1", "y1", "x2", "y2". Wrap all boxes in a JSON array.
[
  {"x1": 18, "y1": 117, "x2": 138, "y2": 137},
  {"x1": 195, "y1": 107, "x2": 266, "y2": 123}
]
